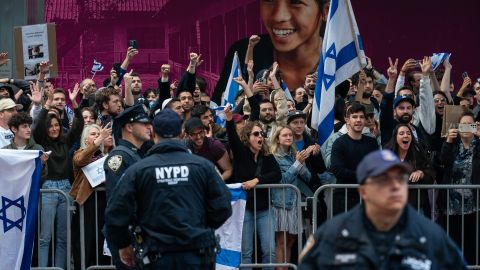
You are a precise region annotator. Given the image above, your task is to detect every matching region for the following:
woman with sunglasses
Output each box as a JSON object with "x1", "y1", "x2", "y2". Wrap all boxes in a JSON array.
[{"x1": 225, "y1": 105, "x2": 281, "y2": 270}]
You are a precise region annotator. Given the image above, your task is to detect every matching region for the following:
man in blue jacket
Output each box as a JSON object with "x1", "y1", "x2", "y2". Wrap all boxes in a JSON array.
[
  {"x1": 105, "y1": 109, "x2": 232, "y2": 270},
  {"x1": 299, "y1": 149, "x2": 466, "y2": 270}
]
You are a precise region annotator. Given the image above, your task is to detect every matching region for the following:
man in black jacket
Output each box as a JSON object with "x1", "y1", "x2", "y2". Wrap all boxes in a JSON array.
[
  {"x1": 105, "y1": 109, "x2": 232, "y2": 270},
  {"x1": 299, "y1": 150, "x2": 467, "y2": 270}
]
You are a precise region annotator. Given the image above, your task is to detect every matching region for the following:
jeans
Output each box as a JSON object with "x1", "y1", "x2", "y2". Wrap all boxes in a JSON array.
[
  {"x1": 38, "y1": 180, "x2": 71, "y2": 269},
  {"x1": 241, "y1": 208, "x2": 276, "y2": 270}
]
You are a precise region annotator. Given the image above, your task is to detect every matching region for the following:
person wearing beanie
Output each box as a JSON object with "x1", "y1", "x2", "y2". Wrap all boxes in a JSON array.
[{"x1": 105, "y1": 109, "x2": 232, "y2": 269}]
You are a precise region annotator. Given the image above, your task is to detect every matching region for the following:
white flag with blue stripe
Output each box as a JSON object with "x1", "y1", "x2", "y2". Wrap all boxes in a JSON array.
[
  {"x1": 311, "y1": 0, "x2": 366, "y2": 145},
  {"x1": 215, "y1": 183, "x2": 246, "y2": 270},
  {"x1": 91, "y1": 59, "x2": 104, "y2": 74},
  {"x1": 431, "y1": 52, "x2": 451, "y2": 71},
  {"x1": 0, "y1": 150, "x2": 42, "y2": 270},
  {"x1": 222, "y1": 52, "x2": 242, "y2": 108}
]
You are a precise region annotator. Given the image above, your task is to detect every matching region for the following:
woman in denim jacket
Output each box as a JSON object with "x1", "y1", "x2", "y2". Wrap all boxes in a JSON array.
[{"x1": 270, "y1": 125, "x2": 311, "y2": 269}]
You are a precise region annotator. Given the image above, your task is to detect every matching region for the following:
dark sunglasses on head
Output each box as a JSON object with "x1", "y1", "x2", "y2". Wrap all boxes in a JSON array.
[{"x1": 249, "y1": 131, "x2": 267, "y2": 137}]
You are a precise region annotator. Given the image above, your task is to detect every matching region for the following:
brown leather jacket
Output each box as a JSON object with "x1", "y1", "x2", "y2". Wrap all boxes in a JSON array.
[{"x1": 70, "y1": 143, "x2": 103, "y2": 205}]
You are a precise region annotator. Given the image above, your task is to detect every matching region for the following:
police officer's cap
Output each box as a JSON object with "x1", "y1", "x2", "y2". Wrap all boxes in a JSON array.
[
  {"x1": 114, "y1": 104, "x2": 150, "y2": 128},
  {"x1": 153, "y1": 109, "x2": 182, "y2": 138},
  {"x1": 356, "y1": 150, "x2": 412, "y2": 184}
]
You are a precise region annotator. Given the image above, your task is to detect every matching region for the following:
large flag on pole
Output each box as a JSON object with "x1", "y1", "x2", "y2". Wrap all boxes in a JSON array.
[
  {"x1": 222, "y1": 52, "x2": 242, "y2": 108},
  {"x1": 0, "y1": 150, "x2": 42, "y2": 270},
  {"x1": 311, "y1": 0, "x2": 366, "y2": 145},
  {"x1": 215, "y1": 184, "x2": 246, "y2": 270}
]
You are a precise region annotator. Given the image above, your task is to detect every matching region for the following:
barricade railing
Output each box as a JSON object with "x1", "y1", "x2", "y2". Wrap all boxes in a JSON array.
[
  {"x1": 312, "y1": 184, "x2": 480, "y2": 269},
  {"x1": 238, "y1": 184, "x2": 303, "y2": 270},
  {"x1": 32, "y1": 189, "x2": 73, "y2": 270},
  {"x1": 77, "y1": 187, "x2": 114, "y2": 270}
]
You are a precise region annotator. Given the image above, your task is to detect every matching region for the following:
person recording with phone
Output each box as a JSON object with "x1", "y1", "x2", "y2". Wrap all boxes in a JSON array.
[{"x1": 439, "y1": 111, "x2": 480, "y2": 264}]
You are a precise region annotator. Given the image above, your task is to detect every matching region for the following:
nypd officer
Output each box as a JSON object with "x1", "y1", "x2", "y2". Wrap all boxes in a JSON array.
[
  {"x1": 299, "y1": 149, "x2": 466, "y2": 270},
  {"x1": 104, "y1": 104, "x2": 152, "y2": 269},
  {"x1": 105, "y1": 109, "x2": 232, "y2": 270}
]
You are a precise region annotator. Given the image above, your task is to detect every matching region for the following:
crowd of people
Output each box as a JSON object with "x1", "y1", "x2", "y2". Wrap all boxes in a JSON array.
[{"x1": 0, "y1": 0, "x2": 479, "y2": 268}]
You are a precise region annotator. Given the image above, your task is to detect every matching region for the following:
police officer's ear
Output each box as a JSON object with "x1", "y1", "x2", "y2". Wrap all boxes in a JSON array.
[
  {"x1": 124, "y1": 123, "x2": 134, "y2": 133},
  {"x1": 358, "y1": 184, "x2": 367, "y2": 201}
]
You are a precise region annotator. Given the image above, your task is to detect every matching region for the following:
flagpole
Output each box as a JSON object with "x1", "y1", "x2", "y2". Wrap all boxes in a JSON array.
[
  {"x1": 91, "y1": 70, "x2": 97, "y2": 80},
  {"x1": 345, "y1": 0, "x2": 365, "y2": 68}
]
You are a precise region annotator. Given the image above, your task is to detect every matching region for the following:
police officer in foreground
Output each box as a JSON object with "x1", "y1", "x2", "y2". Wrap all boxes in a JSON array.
[
  {"x1": 104, "y1": 104, "x2": 152, "y2": 269},
  {"x1": 299, "y1": 149, "x2": 467, "y2": 270},
  {"x1": 105, "y1": 109, "x2": 232, "y2": 270}
]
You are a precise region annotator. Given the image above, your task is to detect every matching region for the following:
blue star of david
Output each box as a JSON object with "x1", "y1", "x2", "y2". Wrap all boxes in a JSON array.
[
  {"x1": 322, "y1": 43, "x2": 336, "y2": 90},
  {"x1": 96, "y1": 167, "x2": 103, "y2": 175},
  {"x1": 0, "y1": 196, "x2": 26, "y2": 233}
]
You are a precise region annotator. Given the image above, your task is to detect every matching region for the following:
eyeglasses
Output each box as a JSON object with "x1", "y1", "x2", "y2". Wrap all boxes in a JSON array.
[
  {"x1": 400, "y1": 94, "x2": 414, "y2": 98},
  {"x1": 364, "y1": 173, "x2": 409, "y2": 186},
  {"x1": 434, "y1": 98, "x2": 447, "y2": 103},
  {"x1": 249, "y1": 131, "x2": 267, "y2": 138}
]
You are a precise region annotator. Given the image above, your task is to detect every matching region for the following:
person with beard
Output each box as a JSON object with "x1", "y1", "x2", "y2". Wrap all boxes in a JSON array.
[
  {"x1": 330, "y1": 103, "x2": 379, "y2": 215},
  {"x1": 472, "y1": 77, "x2": 480, "y2": 120},
  {"x1": 224, "y1": 104, "x2": 281, "y2": 270},
  {"x1": 129, "y1": 71, "x2": 143, "y2": 103},
  {"x1": 184, "y1": 117, "x2": 232, "y2": 181},
  {"x1": 95, "y1": 87, "x2": 123, "y2": 126},
  {"x1": 380, "y1": 56, "x2": 436, "y2": 146},
  {"x1": 385, "y1": 123, "x2": 435, "y2": 215}
]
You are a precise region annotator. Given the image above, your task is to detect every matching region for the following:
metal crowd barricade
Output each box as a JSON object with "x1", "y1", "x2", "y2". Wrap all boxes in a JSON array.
[
  {"x1": 32, "y1": 189, "x2": 73, "y2": 270},
  {"x1": 78, "y1": 187, "x2": 115, "y2": 270},
  {"x1": 238, "y1": 184, "x2": 303, "y2": 270},
  {"x1": 311, "y1": 184, "x2": 480, "y2": 269}
]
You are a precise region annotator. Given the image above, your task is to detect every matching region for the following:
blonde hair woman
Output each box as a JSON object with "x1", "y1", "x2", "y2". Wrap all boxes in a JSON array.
[
  {"x1": 270, "y1": 125, "x2": 312, "y2": 269},
  {"x1": 70, "y1": 123, "x2": 113, "y2": 267}
]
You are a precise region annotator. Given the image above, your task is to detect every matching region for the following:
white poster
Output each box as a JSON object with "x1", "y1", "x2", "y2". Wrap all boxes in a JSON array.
[
  {"x1": 21, "y1": 24, "x2": 50, "y2": 80},
  {"x1": 0, "y1": 60, "x2": 12, "y2": 78},
  {"x1": 81, "y1": 156, "x2": 107, "y2": 188}
]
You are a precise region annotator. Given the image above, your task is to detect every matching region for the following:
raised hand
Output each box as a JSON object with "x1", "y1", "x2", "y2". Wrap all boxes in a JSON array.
[
  {"x1": 358, "y1": 69, "x2": 367, "y2": 85},
  {"x1": 39, "y1": 61, "x2": 53, "y2": 75},
  {"x1": 68, "y1": 83, "x2": 80, "y2": 102},
  {"x1": 460, "y1": 76, "x2": 472, "y2": 89},
  {"x1": 27, "y1": 81, "x2": 43, "y2": 105},
  {"x1": 124, "y1": 69, "x2": 133, "y2": 84},
  {"x1": 248, "y1": 35, "x2": 261, "y2": 47},
  {"x1": 387, "y1": 57, "x2": 399, "y2": 78},
  {"x1": 126, "y1": 46, "x2": 139, "y2": 60},
  {"x1": 420, "y1": 56, "x2": 432, "y2": 76},
  {"x1": 0, "y1": 52, "x2": 9, "y2": 66},
  {"x1": 270, "y1": 62, "x2": 279, "y2": 78},
  {"x1": 161, "y1": 64, "x2": 170, "y2": 76},
  {"x1": 366, "y1": 56, "x2": 373, "y2": 70},
  {"x1": 400, "y1": 58, "x2": 417, "y2": 75},
  {"x1": 189, "y1": 52, "x2": 203, "y2": 67},
  {"x1": 443, "y1": 56, "x2": 452, "y2": 70},
  {"x1": 224, "y1": 104, "x2": 233, "y2": 121},
  {"x1": 233, "y1": 76, "x2": 247, "y2": 87}
]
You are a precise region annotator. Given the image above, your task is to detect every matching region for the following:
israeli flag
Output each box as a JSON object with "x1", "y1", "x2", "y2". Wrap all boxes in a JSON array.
[
  {"x1": 212, "y1": 105, "x2": 228, "y2": 128},
  {"x1": 431, "y1": 52, "x2": 451, "y2": 71},
  {"x1": 91, "y1": 59, "x2": 104, "y2": 74},
  {"x1": 222, "y1": 52, "x2": 242, "y2": 108},
  {"x1": 0, "y1": 150, "x2": 42, "y2": 270},
  {"x1": 311, "y1": 0, "x2": 366, "y2": 145},
  {"x1": 215, "y1": 184, "x2": 246, "y2": 270},
  {"x1": 280, "y1": 82, "x2": 294, "y2": 102}
]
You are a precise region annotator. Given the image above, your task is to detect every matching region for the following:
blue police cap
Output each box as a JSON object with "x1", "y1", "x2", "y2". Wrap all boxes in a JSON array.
[
  {"x1": 114, "y1": 104, "x2": 150, "y2": 127},
  {"x1": 152, "y1": 109, "x2": 182, "y2": 138},
  {"x1": 356, "y1": 150, "x2": 412, "y2": 184}
]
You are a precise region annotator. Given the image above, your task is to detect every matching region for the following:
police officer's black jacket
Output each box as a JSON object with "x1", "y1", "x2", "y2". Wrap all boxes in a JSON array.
[
  {"x1": 105, "y1": 139, "x2": 232, "y2": 252},
  {"x1": 299, "y1": 204, "x2": 466, "y2": 270}
]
